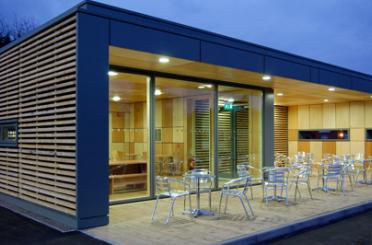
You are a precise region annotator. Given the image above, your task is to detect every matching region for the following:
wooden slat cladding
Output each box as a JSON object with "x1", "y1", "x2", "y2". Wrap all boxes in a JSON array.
[
  {"x1": 0, "y1": 16, "x2": 77, "y2": 215},
  {"x1": 274, "y1": 106, "x2": 288, "y2": 156}
]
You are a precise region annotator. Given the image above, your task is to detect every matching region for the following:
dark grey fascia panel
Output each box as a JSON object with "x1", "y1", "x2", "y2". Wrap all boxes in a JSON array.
[
  {"x1": 77, "y1": 1, "x2": 372, "y2": 81},
  {"x1": 111, "y1": 21, "x2": 200, "y2": 60},
  {"x1": 351, "y1": 77, "x2": 372, "y2": 92},
  {"x1": 265, "y1": 56, "x2": 310, "y2": 82},
  {"x1": 201, "y1": 41, "x2": 264, "y2": 73},
  {"x1": 319, "y1": 69, "x2": 352, "y2": 89},
  {"x1": 76, "y1": 12, "x2": 109, "y2": 229}
]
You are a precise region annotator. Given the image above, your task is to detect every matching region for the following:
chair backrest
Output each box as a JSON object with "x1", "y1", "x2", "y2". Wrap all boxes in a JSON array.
[
  {"x1": 267, "y1": 168, "x2": 288, "y2": 184},
  {"x1": 155, "y1": 176, "x2": 171, "y2": 196},
  {"x1": 237, "y1": 164, "x2": 249, "y2": 177},
  {"x1": 326, "y1": 164, "x2": 342, "y2": 176}
]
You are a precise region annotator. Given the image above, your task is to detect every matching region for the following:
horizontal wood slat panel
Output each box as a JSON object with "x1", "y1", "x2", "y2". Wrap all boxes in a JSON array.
[
  {"x1": 0, "y1": 15, "x2": 77, "y2": 215},
  {"x1": 274, "y1": 106, "x2": 288, "y2": 156}
]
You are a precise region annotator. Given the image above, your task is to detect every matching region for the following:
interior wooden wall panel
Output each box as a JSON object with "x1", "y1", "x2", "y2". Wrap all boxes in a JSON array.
[
  {"x1": 350, "y1": 102, "x2": 365, "y2": 128},
  {"x1": 309, "y1": 104, "x2": 322, "y2": 129},
  {"x1": 335, "y1": 103, "x2": 350, "y2": 128},
  {"x1": 365, "y1": 102, "x2": 372, "y2": 128},
  {"x1": 298, "y1": 105, "x2": 309, "y2": 129},
  {"x1": 274, "y1": 106, "x2": 288, "y2": 155},
  {"x1": 288, "y1": 129, "x2": 298, "y2": 141},
  {"x1": 336, "y1": 142, "x2": 350, "y2": 155},
  {"x1": 350, "y1": 128, "x2": 365, "y2": 141},
  {"x1": 365, "y1": 142, "x2": 372, "y2": 158},
  {"x1": 288, "y1": 106, "x2": 298, "y2": 129},
  {"x1": 298, "y1": 141, "x2": 310, "y2": 153},
  {"x1": 322, "y1": 103, "x2": 336, "y2": 128},
  {"x1": 0, "y1": 16, "x2": 76, "y2": 215},
  {"x1": 350, "y1": 141, "x2": 364, "y2": 155},
  {"x1": 310, "y1": 142, "x2": 322, "y2": 161},
  {"x1": 322, "y1": 142, "x2": 336, "y2": 155}
]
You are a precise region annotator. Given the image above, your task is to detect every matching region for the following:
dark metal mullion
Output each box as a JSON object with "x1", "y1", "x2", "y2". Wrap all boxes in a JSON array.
[
  {"x1": 148, "y1": 75, "x2": 156, "y2": 198},
  {"x1": 213, "y1": 84, "x2": 219, "y2": 189}
]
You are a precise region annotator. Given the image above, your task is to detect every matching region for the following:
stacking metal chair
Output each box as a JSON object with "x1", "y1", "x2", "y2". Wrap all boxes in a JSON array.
[
  {"x1": 263, "y1": 167, "x2": 289, "y2": 206},
  {"x1": 218, "y1": 176, "x2": 254, "y2": 218},
  {"x1": 289, "y1": 165, "x2": 313, "y2": 202},
  {"x1": 151, "y1": 176, "x2": 192, "y2": 224},
  {"x1": 322, "y1": 163, "x2": 343, "y2": 192},
  {"x1": 340, "y1": 158, "x2": 355, "y2": 192},
  {"x1": 236, "y1": 164, "x2": 263, "y2": 199}
]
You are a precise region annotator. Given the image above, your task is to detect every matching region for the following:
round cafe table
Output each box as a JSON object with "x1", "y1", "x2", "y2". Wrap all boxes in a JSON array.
[{"x1": 184, "y1": 169, "x2": 214, "y2": 217}]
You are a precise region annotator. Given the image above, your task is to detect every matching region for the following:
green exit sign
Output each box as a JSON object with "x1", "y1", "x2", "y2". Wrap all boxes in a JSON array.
[{"x1": 224, "y1": 103, "x2": 233, "y2": 110}]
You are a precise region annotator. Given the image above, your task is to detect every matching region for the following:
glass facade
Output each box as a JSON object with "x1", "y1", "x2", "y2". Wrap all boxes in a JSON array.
[
  {"x1": 154, "y1": 77, "x2": 215, "y2": 179},
  {"x1": 109, "y1": 71, "x2": 263, "y2": 202}
]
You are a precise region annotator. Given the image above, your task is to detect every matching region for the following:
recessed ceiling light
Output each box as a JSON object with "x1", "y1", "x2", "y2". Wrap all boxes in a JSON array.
[
  {"x1": 328, "y1": 87, "x2": 336, "y2": 92},
  {"x1": 154, "y1": 89, "x2": 163, "y2": 96},
  {"x1": 158, "y1": 57, "x2": 170, "y2": 63},
  {"x1": 277, "y1": 93, "x2": 284, "y2": 96},
  {"x1": 198, "y1": 85, "x2": 206, "y2": 89},
  {"x1": 370, "y1": 95, "x2": 372, "y2": 99},
  {"x1": 324, "y1": 99, "x2": 329, "y2": 102},
  {"x1": 262, "y1": 75, "x2": 271, "y2": 81},
  {"x1": 108, "y1": 71, "x2": 118, "y2": 76},
  {"x1": 227, "y1": 98, "x2": 234, "y2": 103},
  {"x1": 112, "y1": 95, "x2": 121, "y2": 102},
  {"x1": 198, "y1": 84, "x2": 213, "y2": 89}
]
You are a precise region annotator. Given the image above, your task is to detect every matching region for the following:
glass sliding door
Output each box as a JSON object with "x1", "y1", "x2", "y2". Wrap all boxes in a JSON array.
[
  {"x1": 108, "y1": 72, "x2": 150, "y2": 201},
  {"x1": 218, "y1": 86, "x2": 263, "y2": 185},
  {"x1": 154, "y1": 77, "x2": 215, "y2": 180}
]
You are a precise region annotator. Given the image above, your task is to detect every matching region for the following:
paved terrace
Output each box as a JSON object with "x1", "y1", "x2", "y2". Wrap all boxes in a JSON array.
[{"x1": 84, "y1": 179, "x2": 372, "y2": 245}]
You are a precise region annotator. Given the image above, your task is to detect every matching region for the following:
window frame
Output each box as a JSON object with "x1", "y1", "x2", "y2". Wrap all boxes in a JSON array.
[{"x1": 0, "y1": 119, "x2": 18, "y2": 147}]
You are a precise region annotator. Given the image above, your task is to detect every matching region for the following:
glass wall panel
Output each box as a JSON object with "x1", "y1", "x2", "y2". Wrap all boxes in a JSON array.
[
  {"x1": 154, "y1": 77, "x2": 215, "y2": 179},
  {"x1": 109, "y1": 72, "x2": 150, "y2": 201},
  {"x1": 218, "y1": 86, "x2": 262, "y2": 186}
]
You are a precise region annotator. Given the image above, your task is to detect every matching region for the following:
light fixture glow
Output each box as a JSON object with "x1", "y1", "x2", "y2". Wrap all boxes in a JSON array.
[
  {"x1": 198, "y1": 85, "x2": 206, "y2": 89},
  {"x1": 198, "y1": 84, "x2": 213, "y2": 89},
  {"x1": 262, "y1": 75, "x2": 271, "y2": 81},
  {"x1": 328, "y1": 87, "x2": 336, "y2": 92},
  {"x1": 158, "y1": 57, "x2": 170, "y2": 63},
  {"x1": 227, "y1": 98, "x2": 234, "y2": 103},
  {"x1": 205, "y1": 84, "x2": 213, "y2": 88},
  {"x1": 370, "y1": 95, "x2": 372, "y2": 99},
  {"x1": 108, "y1": 71, "x2": 118, "y2": 76},
  {"x1": 276, "y1": 93, "x2": 284, "y2": 96},
  {"x1": 324, "y1": 99, "x2": 329, "y2": 102},
  {"x1": 112, "y1": 95, "x2": 121, "y2": 102},
  {"x1": 154, "y1": 89, "x2": 163, "y2": 96}
]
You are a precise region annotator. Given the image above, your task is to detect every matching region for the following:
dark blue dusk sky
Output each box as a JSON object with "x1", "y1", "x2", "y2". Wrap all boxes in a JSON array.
[{"x1": 1, "y1": 0, "x2": 371, "y2": 75}]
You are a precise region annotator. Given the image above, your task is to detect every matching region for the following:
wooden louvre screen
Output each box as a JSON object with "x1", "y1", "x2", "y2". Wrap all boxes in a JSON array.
[
  {"x1": 274, "y1": 105, "x2": 288, "y2": 156},
  {"x1": 218, "y1": 110, "x2": 232, "y2": 175},
  {"x1": 194, "y1": 99, "x2": 210, "y2": 170},
  {"x1": 0, "y1": 16, "x2": 77, "y2": 215}
]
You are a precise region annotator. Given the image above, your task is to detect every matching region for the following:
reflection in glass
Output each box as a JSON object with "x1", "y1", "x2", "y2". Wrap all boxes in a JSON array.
[
  {"x1": 108, "y1": 72, "x2": 150, "y2": 201},
  {"x1": 154, "y1": 77, "x2": 215, "y2": 183},
  {"x1": 218, "y1": 86, "x2": 262, "y2": 185}
]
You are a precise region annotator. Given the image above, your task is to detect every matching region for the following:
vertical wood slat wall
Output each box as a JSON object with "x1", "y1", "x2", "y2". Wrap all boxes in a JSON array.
[
  {"x1": 274, "y1": 106, "x2": 288, "y2": 155},
  {"x1": 0, "y1": 16, "x2": 77, "y2": 215}
]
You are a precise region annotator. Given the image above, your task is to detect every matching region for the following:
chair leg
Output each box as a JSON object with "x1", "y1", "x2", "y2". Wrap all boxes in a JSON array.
[
  {"x1": 250, "y1": 185, "x2": 254, "y2": 200},
  {"x1": 294, "y1": 183, "x2": 298, "y2": 202},
  {"x1": 307, "y1": 180, "x2": 313, "y2": 199},
  {"x1": 285, "y1": 186, "x2": 289, "y2": 206},
  {"x1": 224, "y1": 195, "x2": 229, "y2": 214},
  {"x1": 265, "y1": 187, "x2": 268, "y2": 206},
  {"x1": 188, "y1": 194, "x2": 192, "y2": 212},
  {"x1": 165, "y1": 198, "x2": 176, "y2": 224},
  {"x1": 218, "y1": 192, "x2": 223, "y2": 216},
  {"x1": 151, "y1": 196, "x2": 160, "y2": 222},
  {"x1": 239, "y1": 196, "x2": 249, "y2": 219},
  {"x1": 244, "y1": 193, "x2": 254, "y2": 217},
  {"x1": 349, "y1": 175, "x2": 354, "y2": 191},
  {"x1": 208, "y1": 189, "x2": 212, "y2": 211}
]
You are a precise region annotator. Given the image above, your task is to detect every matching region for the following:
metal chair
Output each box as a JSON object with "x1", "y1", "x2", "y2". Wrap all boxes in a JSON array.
[
  {"x1": 322, "y1": 163, "x2": 343, "y2": 192},
  {"x1": 289, "y1": 165, "x2": 313, "y2": 202},
  {"x1": 151, "y1": 176, "x2": 192, "y2": 224},
  {"x1": 263, "y1": 167, "x2": 289, "y2": 206},
  {"x1": 236, "y1": 164, "x2": 263, "y2": 199},
  {"x1": 218, "y1": 176, "x2": 254, "y2": 218}
]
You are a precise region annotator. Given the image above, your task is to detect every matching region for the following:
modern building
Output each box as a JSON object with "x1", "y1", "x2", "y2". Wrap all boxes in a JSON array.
[{"x1": 0, "y1": 0, "x2": 371, "y2": 230}]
